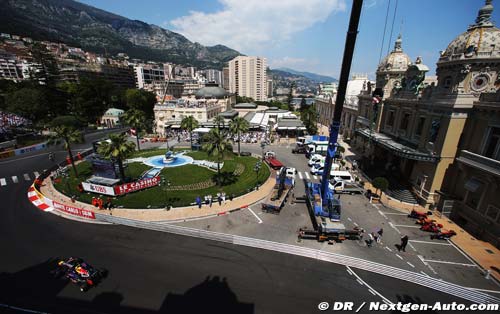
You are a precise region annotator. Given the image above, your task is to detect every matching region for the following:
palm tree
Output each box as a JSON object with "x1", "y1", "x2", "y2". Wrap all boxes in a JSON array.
[
  {"x1": 97, "y1": 133, "x2": 136, "y2": 181},
  {"x1": 229, "y1": 117, "x2": 250, "y2": 156},
  {"x1": 202, "y1": 128, "x2": 231, "y2": 185},
  {"x1": 213, "y1": 115, "x2": 225, "y2": 129},
  {"x1": 121, "y1": 109, "x2": 146, "y2": 151},
  {"x1": 47, "y1": 125, "x2": 83, "y2": 177},
  {"x1": 180, "y1": 116, "x2": 199, "y2": 149}
]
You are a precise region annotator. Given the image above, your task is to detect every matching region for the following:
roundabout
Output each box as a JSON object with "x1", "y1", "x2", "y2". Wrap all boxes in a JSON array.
[{"x1": 142, "y1": 151, "x2": 194, "y2": 168}]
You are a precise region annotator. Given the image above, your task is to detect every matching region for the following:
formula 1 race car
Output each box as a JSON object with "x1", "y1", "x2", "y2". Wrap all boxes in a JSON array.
[
  {"x1": 430, "y1": 229, "x2": 457, "y2": 240},
  {"x1": 420, "y1": 222, "x2": 443, "y2": 233},
  {"x1": 408, "y1": 209, "x2": 432, "y2": 220},
  {"x1": 51, "y1": 257, "x2": 107, "y2": 292},
  {"x1": 416, "y1": 217, "x2": 435, "y2": 225}
]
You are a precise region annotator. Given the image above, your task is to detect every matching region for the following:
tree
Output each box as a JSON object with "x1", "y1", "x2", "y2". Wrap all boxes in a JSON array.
[
  {"x1": 287, "y1": 82, "x2": 296, "y2": 111},
  {"x1": 236, "y1": 95, "x2": 254, "y2": 103},
  {"x1": 202, "y1": 128, "x2": 231, "y2": 185},
  {"x1": 300, "y1": 97, "x2": 307, "y2": 111},
  {"x1": 180, "y1": 116, "x2": 199, "y2": 149},
  {"x1": 300, "y1": 105, "x2": 318, "y2": 134},
  {"x1": 97, "y1": 133, "x2": 136, "y2": 182},
  {"x1": 47, "y1": 125, "x2": 83, "y2": 177},
  {"x1": 6, "y1": 87, "x2": 48, "y2": 122},
  {"x1": 229, "y1": 117, "x2": 249, "y2": 156},
  {"x1": 372, "y1": 177, "x2": 389, "y2": 196},
  {"x1": 122, "y1": 109, "x2": 147, "y2": 151},
  {"x1": 125, "y1": 89, "x2": 156, "y2": 119},
  {"x1": 213, "y1": 115, "x2": 225, "y2": 129}
]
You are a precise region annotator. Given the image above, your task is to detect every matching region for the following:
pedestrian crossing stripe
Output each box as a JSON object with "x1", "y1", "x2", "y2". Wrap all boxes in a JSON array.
[
  {"x1": 305, "y1": 172, "x2": 310, "y2": 180},
  {"x1": 313, "y1": 175, "x2": 318, "y2": 180},
  {"x1": 11, "y1": 176, "x2": 18, "y2": 183},
  {"x1": 34, "y1": 171, "x2": 40, "y2": 178},
  {"x1": 0, "y1": 178, "x2": 6, "y2": 186},
  {"x1": 24, "y1": 173, "x2": 30, "y2": 181},
  {"x1": 298, "y1": 172, "x2": 303, "y2": 179}
]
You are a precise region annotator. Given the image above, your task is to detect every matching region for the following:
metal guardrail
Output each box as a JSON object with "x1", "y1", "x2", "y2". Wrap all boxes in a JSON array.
[{"x1": 95, "y1": 213, "x2": 500, "y2": 305}]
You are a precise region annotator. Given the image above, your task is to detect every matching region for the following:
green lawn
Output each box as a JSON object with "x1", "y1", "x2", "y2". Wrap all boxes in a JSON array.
[{"x1": 53, "y1": 151, "x2": 270, "y2": 208}]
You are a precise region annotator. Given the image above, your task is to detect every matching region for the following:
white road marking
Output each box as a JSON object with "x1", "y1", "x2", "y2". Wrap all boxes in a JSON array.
[
  {"x1": 305, "y1": 172, "x2": 310, "y2": 180},
  {"x1": 422, "y1": 259, "x2": 477, "y2": 267},
  {"x1": 34, "y1": 171, "x2": 40, "y2": 178},
  {"x1": 395, "y1": 254, "x2": 404, "y2": 260},
  {"x1": 247, "y1": 207, "x2": 263, "y2": 224},
  {"x1": 11, "y1": 176, "x2": 18, "y2": 183},
  {"x1": 356, "y1": 279, "x2": 364, "y2": 286},
  {"x1": 447, "y1": 240, "x2": 482, "y2": 267},
  {"x1": 409, "y1": 239, "x2": 452, "y2": 246},
  {"x1": 388, "y1": 222, "x2": 401, "y2": 234},
  {"x1": 378, "y1": 210, "x2": 388, "y2": 219},
  {"x1": 0, "y1": 178, "x2": 6, "y2": 186},
  {"x1": 368, "y1": 289, "x2": 376, "y2": 296},
  {"x1": 393, "y1": 224, "x2": 420, "y2": 228},
  {"x1": 23, "y1": 173, "x2": 30, "y2": 181},
  {"x1": 466, "y1": 287, "x2": 500, "y2": 294},
  {"x1": 347, "y1": 266, "x2": 393, "y2": 305},
  {"x1": 385, "y1": 246, "x2": 393, "y2": 252},
  {"x1": 417, "y1": 255, "x2": 438, "y2": 275},
  {"x1": 420, "y1": 271, "x2": 430, "y2": 277},
  {"x1": 347, "y1": 217, "x2": 352, "y2": 221},
  {"x1": 353, "y1": 222, "x2": 359, "y2": 227},
  {"x1": 298, "y1": 172, "x2": 303, "y2": 179},
  {"x1": 409, "y1": 243, "x2": 417, "y2": 252},
  {"x1": 346, "y1": 268, "x2": 353, "y2": 276},
  {"x1": 382, "y1": 212, "x2": 408, "y2": 215},
  {"x1": 407, "y1": 262, "x2": 415, "y2": 268}
]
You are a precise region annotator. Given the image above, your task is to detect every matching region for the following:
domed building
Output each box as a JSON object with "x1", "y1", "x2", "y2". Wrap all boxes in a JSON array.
[
  {"x1": 353, "y1": 0, "x2": 500, "y2": 223},
  {"x1": 376, "y1": 34, "x2": 413, "y2": 98},
  {"x1": 194, "y1": 83, "x2": 228, "y2": 99}
]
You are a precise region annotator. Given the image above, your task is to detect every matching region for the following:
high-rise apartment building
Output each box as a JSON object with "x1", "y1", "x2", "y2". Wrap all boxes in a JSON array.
[{"x1": 228, "y1": 56, "x2": 267, "y2": 101}]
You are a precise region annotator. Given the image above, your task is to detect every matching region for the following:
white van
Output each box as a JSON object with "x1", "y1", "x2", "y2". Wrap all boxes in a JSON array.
[
  {"x1": 330, "y1": 170, "x2": 354, "y2": 182},
  {"x1": 308, "y1": 154, "x2": 324, "y2": 166}
]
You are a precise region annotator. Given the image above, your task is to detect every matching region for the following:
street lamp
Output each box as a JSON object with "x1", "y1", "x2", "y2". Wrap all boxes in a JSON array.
[
  {"x1": 160, "y1": 175, "x2": 171, "y2": 210},
  {"x1": 254, "y1": 161, "x2": 262, "y2": 188}
]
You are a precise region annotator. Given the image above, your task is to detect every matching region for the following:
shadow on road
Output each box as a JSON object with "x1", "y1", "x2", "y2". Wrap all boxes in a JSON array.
[{"x1": 0, "y1": 261, "x2": 254, "y2": 314}]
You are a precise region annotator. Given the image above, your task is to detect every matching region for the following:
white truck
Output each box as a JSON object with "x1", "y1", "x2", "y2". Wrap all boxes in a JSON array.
[{"x1": 328, "y1": 179, "x2": 364, "y2": 194}]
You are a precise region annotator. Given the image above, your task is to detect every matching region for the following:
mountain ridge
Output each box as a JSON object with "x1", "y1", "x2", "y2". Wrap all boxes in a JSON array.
[
  {"x1": 275, "y1": 67, "x2": 337, "y2": 83},
  {"x1": 0, "y1": 0, "x2": 241, "y2": 69}
]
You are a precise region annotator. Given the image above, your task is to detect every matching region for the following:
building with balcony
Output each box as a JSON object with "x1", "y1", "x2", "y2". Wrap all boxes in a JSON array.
[
  {"x1": 438, "y1": 91, "x2": 500, "y2": 247},
  {"x1": 354, "y1": 1, "x2": 500, "y2": 209},
  {"x1": 228, "y1": 56, "x2": 267, "y2": 101}
]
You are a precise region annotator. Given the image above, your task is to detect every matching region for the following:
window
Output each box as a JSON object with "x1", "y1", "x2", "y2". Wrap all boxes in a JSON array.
[
  {"x1": 483, "y1": 127, "x2": 500, "y2": 161},
  {"x1": 415, "y1": 117, "x2": 426, "y2": 136},
  {"x1": 387, "y1": 110, "x2": 395, "y2": 127},
  {"x1": 464, "y1": 178, "x2": 484, "y2": 209},
  {"x1": 400, "y1": 113, "x2": 411, "y2": 131},
  {"x1": 485, "y1": 205, "x2": 500, "y2": 222}
]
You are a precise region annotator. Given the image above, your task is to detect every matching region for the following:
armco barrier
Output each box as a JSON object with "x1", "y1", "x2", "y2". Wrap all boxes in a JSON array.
[{"x1": 95, "y1": 213, "x2": 500, "y2": 305}]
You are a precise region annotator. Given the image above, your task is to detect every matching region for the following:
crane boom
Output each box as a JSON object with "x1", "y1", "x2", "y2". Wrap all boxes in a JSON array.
[{"x1": 320, "y1": 0, "x2": 363, "y2": 206}]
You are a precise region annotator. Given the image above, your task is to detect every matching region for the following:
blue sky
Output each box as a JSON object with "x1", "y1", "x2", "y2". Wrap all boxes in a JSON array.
[{"x1": 78, "y1": 0, "x2": 499, "y2": 79}]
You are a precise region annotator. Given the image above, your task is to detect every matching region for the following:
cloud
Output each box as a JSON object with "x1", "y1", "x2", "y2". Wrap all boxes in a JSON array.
[{"x1": 170, "y1": 0, "x2": 346, "y2": 52}]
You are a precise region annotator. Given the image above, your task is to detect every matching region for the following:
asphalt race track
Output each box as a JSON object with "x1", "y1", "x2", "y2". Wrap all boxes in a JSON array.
[{"x1": 0, "y1": 138, "x2": 484, "y2": 314}]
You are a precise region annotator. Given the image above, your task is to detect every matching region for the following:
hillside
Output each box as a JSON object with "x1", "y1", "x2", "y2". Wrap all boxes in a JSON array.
[
  {"x1": 0, "y1": 0, "x2": 241, "y2": 68},
  {"x1": 276, "y1": 67, "x2": 337, "y2": 83}
]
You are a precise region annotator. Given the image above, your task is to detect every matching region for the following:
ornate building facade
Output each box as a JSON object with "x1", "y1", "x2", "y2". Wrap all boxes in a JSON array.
[{"x1": 354, "y1": 1, "x2": 500, "y2": 212}]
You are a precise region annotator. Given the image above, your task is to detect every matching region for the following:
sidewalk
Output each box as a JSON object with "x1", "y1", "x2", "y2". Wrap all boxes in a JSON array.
[{"x1": 39, "y1": 172, "x2": 276, "y2": 223}]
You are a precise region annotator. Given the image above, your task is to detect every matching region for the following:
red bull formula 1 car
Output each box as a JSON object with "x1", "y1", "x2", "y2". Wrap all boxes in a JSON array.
[{"x1": 51, "y1": 257, "x2": 107, "y2": 292}]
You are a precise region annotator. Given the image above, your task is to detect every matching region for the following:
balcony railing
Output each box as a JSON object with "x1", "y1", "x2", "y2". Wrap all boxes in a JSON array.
[{"x1": 457, "y1": 150, "x2": 500, "y2": 177}]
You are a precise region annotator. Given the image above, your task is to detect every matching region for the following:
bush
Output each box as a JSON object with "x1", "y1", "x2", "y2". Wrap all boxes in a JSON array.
[{"x1": 372, "y1": 177, "x2": 389, "y2": 195}]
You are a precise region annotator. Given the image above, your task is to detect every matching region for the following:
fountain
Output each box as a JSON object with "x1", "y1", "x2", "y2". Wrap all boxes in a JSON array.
[{"x1": 143, "y1": 150, "x2": 194, "y2": 168}]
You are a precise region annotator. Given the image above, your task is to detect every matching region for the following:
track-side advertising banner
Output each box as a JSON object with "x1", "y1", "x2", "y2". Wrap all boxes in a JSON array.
[
  {"x1": 82, "y1": 182, "x2": 116, "y2": 196},
  {"x1": 114, "y1": 177, "x2": 160, "y2": 195},
  {"x1": 52, "y1": 200, "x2": 96, "y2": 219}
]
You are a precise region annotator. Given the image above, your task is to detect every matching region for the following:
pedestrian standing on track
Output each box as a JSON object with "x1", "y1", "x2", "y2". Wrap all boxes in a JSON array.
[
  {"x1": 377, "y1": 228, "x2": 384, "y2": 243},
  {"x1": 222, "y1": 192, "x2": 226, "y2": 204},
  {"x1": 205, "y1": 195, "x2": 209, "y2": 206},
  {"x1": 230, "y1": 193, "x2": 234, "y2": 202},
  {"x1": 399, "y1": 235, "x2": 409, "y2": 252},
  {"x1": 196, "y1": 196, "x2": 202, "y2": 209},
  {"x1": 365, "y1": 233, "x2": 374, "y2": 247},
  {"x1": 218, "y1": 194, "x2": 222, "y2": 206},
  {"x1": 209, "y1": 195, "x2": 213, "y2": 207}
]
